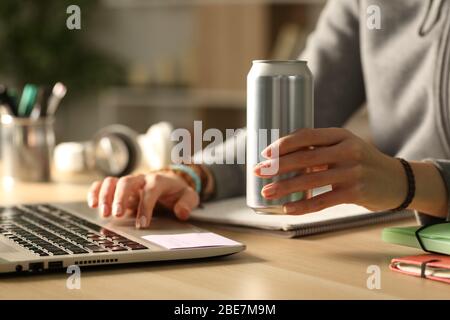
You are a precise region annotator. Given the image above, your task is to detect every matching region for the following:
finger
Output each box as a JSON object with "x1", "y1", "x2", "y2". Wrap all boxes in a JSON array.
[
  {"x1": 312, "y1": 164, "x2": 328, "y2": 172},
  {"x1": 98, "y1": 177, "x2": 118, "y2": 218},
  {"x1": 282, "y1": 187, "x2": 351, "y2": 215},
  {"x1": 87, "y1": 181, "x2": 102, "y2": 208},
  {"x1": 173, "y1": 187, "x2": 200, "y2": 221},
  {"x1": 124, "y1": 195, "x2": 140, "y2": 217},
  {"x1": 262, "y1": 166, "x2": 360, "y2": 199},
  {"x1": 262, "y1": 128, "x2": 350, "y2": 158},
  {"x1": 136, "y1": 175, "x2": 165, "y2": 229},
  {"x1": 112, "y1": 175, "x2": 145, "y2": 218},
  {"x1": 255, "y1": 143, "x2": 346, "y2": 177}
]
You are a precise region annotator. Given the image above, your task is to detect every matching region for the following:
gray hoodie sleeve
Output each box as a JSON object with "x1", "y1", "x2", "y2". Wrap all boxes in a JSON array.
[
  {"x1": 415, "y1": 159, "x2": 450, "y2": 225},
  {"x1": 195, "y1": 129, "x2": 247, "y2": 201},
  {"x1": 300, "y1": 0, "x2": 365, "y2": 128}
]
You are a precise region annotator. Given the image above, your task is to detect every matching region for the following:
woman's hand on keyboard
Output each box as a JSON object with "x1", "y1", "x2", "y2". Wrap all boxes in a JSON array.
[{"x1": 87, "y1": 171, "x2": 200, "y2": 229}]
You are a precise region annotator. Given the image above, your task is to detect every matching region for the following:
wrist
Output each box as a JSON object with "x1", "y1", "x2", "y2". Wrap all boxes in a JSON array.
[
  {"x1": 391, "y1": 158, "x2": 415, "y2": 211},
  {"x1": 187, "y1": 164, "x2": 215, "y2": 201},
  {"x1": 161, "y1": 164, "x2": 215, "y2": 201},
  {"x1": 409, "y1": 161, "x2": 447, "y2": 218},
  {"x1": 384, "y1": 156, "x2": 409, "y2": 210},
  {"x1": 158, "y1": 166, "x2": 199, "y2": 193},
  {"x1": 169, "y1": 164, "x2": 202, "y2": 194}
]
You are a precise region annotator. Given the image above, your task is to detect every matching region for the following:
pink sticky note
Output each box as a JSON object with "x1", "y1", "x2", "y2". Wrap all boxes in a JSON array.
[{"x1": 142, "y1": 232, "x2": 240, "y2": 250}]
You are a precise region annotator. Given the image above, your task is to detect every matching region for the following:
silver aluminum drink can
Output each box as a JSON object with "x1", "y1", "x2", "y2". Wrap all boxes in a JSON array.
[{"x1": 246, "y1": 60, "x2": 314, "y2": 214}]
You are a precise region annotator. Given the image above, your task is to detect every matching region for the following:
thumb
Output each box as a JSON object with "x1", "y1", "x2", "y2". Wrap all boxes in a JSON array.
[{"x1": 173, "y1": 187, "x2": 200, "y2": 221}]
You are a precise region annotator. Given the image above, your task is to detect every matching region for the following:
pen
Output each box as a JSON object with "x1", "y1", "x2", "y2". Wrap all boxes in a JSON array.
[
  {"x1": 46, "y1": 82, "x2": 67, "y2": 116},
  {"x1": 30, "y1": 86, "x2": 52, "y2": 120}
]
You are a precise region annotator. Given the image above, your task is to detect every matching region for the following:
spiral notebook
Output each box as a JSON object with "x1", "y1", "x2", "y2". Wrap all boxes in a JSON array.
[{"x1": 190, "y1": 197, "x2": 413, "y2": 238}]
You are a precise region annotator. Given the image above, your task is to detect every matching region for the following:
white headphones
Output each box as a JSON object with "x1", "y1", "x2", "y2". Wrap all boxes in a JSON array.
[{"x1": 54, "y1": 122, "x2": 174, "y2": 177}]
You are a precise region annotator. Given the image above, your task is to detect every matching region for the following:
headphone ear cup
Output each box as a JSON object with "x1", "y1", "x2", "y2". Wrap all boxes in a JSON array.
[
  {"x1": 141, "y1": 122, "x2": 174, "y2": 170},
  {"x1": 92, "y1": 125, "x2": 142, "y2": 177}
]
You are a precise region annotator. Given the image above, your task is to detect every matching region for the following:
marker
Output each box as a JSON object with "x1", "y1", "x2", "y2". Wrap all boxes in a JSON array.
[
  {"x1": 0, "y1": 85, "x2": 17, "y2": 116},
  {"x1": 7, "y1": 88, "x2": 19, "y2": 115},
  {"x1": 46, "y1": 82, "x2": 67, "y2": 116},
  {"x1": 18, "y1": 84, "x2": 38, "y2": 117}
]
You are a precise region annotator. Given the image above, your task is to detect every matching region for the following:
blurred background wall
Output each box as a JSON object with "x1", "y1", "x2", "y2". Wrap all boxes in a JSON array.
[
  {"x1": 2, "y1": 1, "x2": 372, "y2": 146},
  {"x1": 84, "y1": 0, "x2": 324, "y2": 141}
]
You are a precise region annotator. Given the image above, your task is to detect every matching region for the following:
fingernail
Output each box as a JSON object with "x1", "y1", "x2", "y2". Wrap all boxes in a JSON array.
[
  {"x1": 179, "y1": 206, "x2": 190, "y2": 219},
  {"x1": 283, "y1": 205, "x2": 295, "y2": 214},
  {"x1": 261, "y1": 147, "x2": 271, "y2": 158},
  {"x1": 262, "y1": 185, "x2": 277, "y2": 197},
  {"x1": 254, "y1": 161, "x2": 273, "y2": 176},
  {"x1": 101, "y1": 203, "x2": 109, "y2": 217},
  {"x1": 254, "y1": 161, "x2": 267, "y2": 172},
  {"x1": 112, "y1": 203, "x2": 123, "y2": 217},
  {"x1": 87, "y1": 195, "x2": 94, "y2": 207},
  {"x1": 137, "y1": 216, "x2": 147, "y2": 229}
]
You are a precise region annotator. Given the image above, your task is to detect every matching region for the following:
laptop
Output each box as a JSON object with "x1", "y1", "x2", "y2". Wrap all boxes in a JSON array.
[{"x1": 0, "y1": 202, "x2": 245, "y2": 273}]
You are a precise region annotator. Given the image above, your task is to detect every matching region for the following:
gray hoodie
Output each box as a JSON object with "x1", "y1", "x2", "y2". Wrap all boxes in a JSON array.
[{"x1": 204, "y1": 0, "x2": 450, "y2": 225}]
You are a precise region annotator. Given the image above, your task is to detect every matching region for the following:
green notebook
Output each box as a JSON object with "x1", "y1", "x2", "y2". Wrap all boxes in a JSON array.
[{"x1": 382, "y1": 223, "x2": 450, "y2": 255}]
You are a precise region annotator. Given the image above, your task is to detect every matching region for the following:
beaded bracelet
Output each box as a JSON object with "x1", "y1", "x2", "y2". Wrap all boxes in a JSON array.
[{"x1": 392, "y1": 158, "x2": 416, "y2": 211}]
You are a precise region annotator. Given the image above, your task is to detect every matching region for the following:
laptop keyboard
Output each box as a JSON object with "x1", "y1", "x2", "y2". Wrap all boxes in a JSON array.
[{"x1": 0, "y1": 204, "x2": 148, "y2": 257}]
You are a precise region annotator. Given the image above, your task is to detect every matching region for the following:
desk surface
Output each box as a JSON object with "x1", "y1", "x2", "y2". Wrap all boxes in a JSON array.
[{"x1": 1, "y1": 179, "x2": 449, "y2": 299}]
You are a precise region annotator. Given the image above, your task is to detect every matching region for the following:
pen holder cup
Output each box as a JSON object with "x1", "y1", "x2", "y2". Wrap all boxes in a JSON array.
[{"x1": 0, "y1": 115, "x2": 55, "y2": 182}]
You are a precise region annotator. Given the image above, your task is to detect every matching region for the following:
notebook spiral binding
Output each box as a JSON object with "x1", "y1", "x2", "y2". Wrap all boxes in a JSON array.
[{"x1": 290, "y1": 210, "x2": 413, "y2": 237}]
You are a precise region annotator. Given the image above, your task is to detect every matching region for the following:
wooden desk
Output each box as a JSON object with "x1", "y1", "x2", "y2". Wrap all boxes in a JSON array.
[{"x1": 1, "y1": 179, "x2": 449, "y2": 299}]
